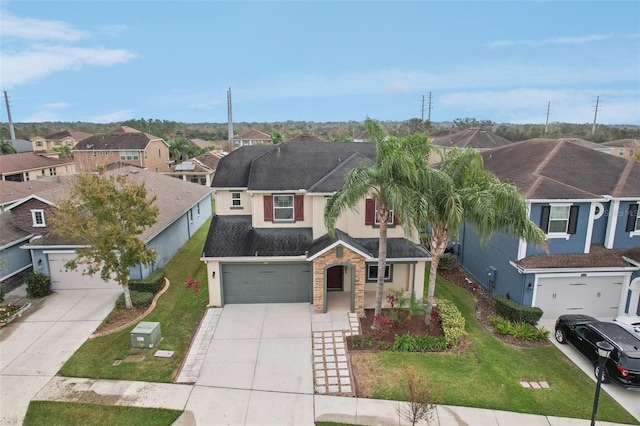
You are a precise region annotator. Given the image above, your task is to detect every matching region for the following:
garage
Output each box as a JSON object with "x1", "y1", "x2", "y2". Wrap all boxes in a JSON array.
[
  {"x1": 221, "y1": 263, "x2": 312, "y2": 304},
  {"x1": 535, "y1": 275, "x2": 624, "y2": 318},
  {"x1": 48, "y1": 252, "x2": 120, "y2": 290}
]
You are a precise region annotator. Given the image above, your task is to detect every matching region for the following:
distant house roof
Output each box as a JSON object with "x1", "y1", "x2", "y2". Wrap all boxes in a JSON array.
[
  {"x1": 284, "y1": 133, "x2": 328, "y2": 143},
  {"x1": 44, "y1": 129, "x2": 92, "y2": 141},
  {"x1": 0, "y1": 212, "x2": 31, "y2": 247},
  {"x1": 74, "y1": 130, "x2": 166, "y2": 151},
  {"x1": 189, "y1": 138, "x2": 211, "y2": 149},
  {"x1": 516, "y1": 245, "x2": 640, "y2": 270},
  {"x1": 481, "y1": 139, "x2": 640, "y2": 199},
  {"x1": 603, "y1": 138, "x2": 640, "y2": 148},
  {"x1": 212, "y1": 142, "x2": 376, "y2": 191},
  {"x1": 231, "y1": 129, "x2": 272, "y2": 142},
  {"x1": 0, "y1": 152, "x2": 74, "y2": 175},
  {"x1": 433, "y1": 128, "x2": 512, "y2": 149},
  {"x1": 8, "y1": 139, "x2": 33, "y2": 153},
  {"x1": 556, "y1": 138, "x2": 607, "y2": 150},
  {"x1": 0, "y1": 180, "x2": 62, "y2": 208},
  {"x1": 353, "y1": 131, "x2": 370, "y2": 142}
]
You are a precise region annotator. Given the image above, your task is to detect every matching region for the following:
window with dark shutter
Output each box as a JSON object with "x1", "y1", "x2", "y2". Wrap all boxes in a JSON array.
[
  {"x1": 365, "y1": 199, "x2": 375, "y2": 225},
  {"x1": 264, "y1": 195, "x2": 273, "y2": 221},
  {"x1": 294, "y1": 195, "x2": 304, "y2": 221},
  {"x1": 626, "y1": 203, "x2": 639, "y2": 232},
  {"x1": 540, "y1": 206, "x2": 550, "y2": 232}
]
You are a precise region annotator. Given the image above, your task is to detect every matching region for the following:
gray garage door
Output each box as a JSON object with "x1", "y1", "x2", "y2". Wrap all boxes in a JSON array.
[
  {"x1": 221, "y1": 263, "x2": 312, "y2": 304},
  {"x1": 535, "y1": 275, "x2": 623, "y2": 318}
]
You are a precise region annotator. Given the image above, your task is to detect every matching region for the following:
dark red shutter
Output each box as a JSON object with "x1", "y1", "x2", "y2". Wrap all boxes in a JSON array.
[
  {"x1": 294, "y1": 195, "x2": 304, "y2": 221},
  {"x1": 264, "y1": 195, "x2": 273, "y2": 221},
  {"x1": 365, "y1": 198, "x2": 375, "y2": 225},
  {"x1": 393, "y1": 210, "x2": 399, "y2": 225}
]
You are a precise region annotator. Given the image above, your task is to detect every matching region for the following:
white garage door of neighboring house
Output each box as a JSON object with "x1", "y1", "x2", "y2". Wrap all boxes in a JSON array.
[
  {"x1": 48, "y1": 252, "x2": 120, "y2": 290},
  {"x1": 535, "y1": 275, "x2": 623, "y2": 319}
]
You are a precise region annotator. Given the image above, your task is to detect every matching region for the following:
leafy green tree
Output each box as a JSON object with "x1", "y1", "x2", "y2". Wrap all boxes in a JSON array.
[
  {"x1": 168, "y1": 137, "x2": 192, "y2": 161},
  {"x1": 52, "y1": 173, "x2": 159, "y2": 309},
  {"x1": 453, "y1": 118, "x2": 494, "y2": 131},
  {"x1": 270, "y1": 130, "x2": 283, "y2": 144},
  {"x1": 324, "y1": 119, "x2": 439, "y2": 318},
  {"x1": 0, "y1": 139, "x2": 17, "y2": 155},
  {"x1": 53, "y1": 145, "x2": 72, "y2": 158},
  {"x1": 413, "y1": 149, "x2": 546, "y2": 319}
]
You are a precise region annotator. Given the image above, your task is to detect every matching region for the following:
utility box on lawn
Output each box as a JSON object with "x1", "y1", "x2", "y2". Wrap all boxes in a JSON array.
[{"x1": 130, "y1": 321, "x2": 162, "y2": 349}]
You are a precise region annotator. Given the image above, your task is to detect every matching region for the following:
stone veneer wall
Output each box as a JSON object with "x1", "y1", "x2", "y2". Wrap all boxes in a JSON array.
[{"x1": 312, "y1": 245, "x2": 365, "y2": 317}]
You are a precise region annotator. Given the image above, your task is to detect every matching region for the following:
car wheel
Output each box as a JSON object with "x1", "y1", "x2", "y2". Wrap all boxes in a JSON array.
[
  {"x1": 594, "y1": 364, "x2": 610, "y2": 384},
  {"x1": 555, "y1": 327, "x2": 566, "y2": 344}
]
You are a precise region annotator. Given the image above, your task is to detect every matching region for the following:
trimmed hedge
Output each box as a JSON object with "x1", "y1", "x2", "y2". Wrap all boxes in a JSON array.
[
  {"x1": 494, "y1": 294, "x2": 543, "y2": 326},
  {"x1": 128, "y1": 268, "x2": 165, "y2": 295},
  {"x1": 438, "y1": 299, "x2": 465, "y2": 347},
  {"x1": 115, "y1": 290, "x2": 154, "y2": 309},
  {"x1": 26, "y1": 272, "x2": 51, "y2": 299},
  {"x1": 437, "y1": 252, "x2": 458, "y2": 271}
]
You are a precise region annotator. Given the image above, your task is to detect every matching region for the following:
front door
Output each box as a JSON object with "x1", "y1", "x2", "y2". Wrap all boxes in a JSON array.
[{"x1": 327, "y1": 265, "x2": 343, "y2": 291}]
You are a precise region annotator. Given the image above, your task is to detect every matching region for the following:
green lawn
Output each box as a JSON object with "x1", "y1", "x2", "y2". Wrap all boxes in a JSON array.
[
  {"x1": 351, "y1": 272, "x2": 639, "y2": 425},
  {"x1": 24, "y1": 401, "x2": 182, "y2": 426},
  {"x1": 59, "y1": 218, "x2": 211, "y2": 382}
]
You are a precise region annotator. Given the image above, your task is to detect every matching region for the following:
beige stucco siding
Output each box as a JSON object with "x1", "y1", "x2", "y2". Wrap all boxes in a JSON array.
[
  {"x1": 214, "y1": 190, "x2": 252, "y2": 215},
  {"x1": 206, "y1": 260, "x2": 222, "y2": 306},
  {"x1": 252, "y1": 193, "x2": 313, "y2": 228},
  {"x1": 363, "y1": 262, "x2": 425, "y2": 302}
]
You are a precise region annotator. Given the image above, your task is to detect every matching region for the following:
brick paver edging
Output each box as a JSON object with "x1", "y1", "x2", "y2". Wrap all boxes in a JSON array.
[{"x1": 89, "y1": 278, "x2": 170, "y2": 339}]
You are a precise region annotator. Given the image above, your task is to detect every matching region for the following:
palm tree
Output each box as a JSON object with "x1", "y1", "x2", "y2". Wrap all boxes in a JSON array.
[
  {"x1": 324, "y1": 119, "x2": 438, "y2": 318},
  {"x1": 0, "y1": 139, "x2": 17, "y2": 155},
  {"x1": 168, "y1": 137, "x2": 192, "y2": 162},
  {"x1": 414, "y1": 148, "x2": 547, "y2": 319}
]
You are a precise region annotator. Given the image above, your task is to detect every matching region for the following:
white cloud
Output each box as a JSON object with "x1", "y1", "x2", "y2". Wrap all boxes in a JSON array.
[
  {"x1": 0, "y1": 11, "x2": 88, "y2": 42},
  {"x1": 1, "y1": 46, "x2": 136, "y2": 87},
  {"x1": 87, "y1": 110, "x2": 135, "y2": 123},
  {"x1": 487, "y1": 34, "x2": 613, "y2": 48},
  {"x1": 22, "y1": 102, "x2": 71, "y2": 122}
]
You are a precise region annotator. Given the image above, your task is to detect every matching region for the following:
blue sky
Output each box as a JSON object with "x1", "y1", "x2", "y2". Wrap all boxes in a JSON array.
[{"x1": 1, "y1": 1, "x2": 639, "y2": 125}]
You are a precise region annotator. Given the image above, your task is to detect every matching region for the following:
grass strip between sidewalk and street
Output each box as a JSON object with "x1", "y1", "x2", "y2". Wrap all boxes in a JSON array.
[{"x1": 58, "y1": 218, "x2": 211, "y2": 383}]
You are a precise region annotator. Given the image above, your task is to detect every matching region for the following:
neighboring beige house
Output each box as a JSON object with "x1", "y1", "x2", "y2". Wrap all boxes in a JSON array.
[
  {"x1": 230, "y1": 129, "x2": 272, "y2": 148},
  {"x1": 189, "y1": 138, "x2": 213, "y2": 150},
  {"x1": 604, "y1": 139, "x2": 640, "y2": 160},
  {"x1": 31, "y1": 129, "x2": 92, "y2": 151},
  {"x1": 202, "y1": 142, "x2": 431, "y2": 317},
  {"x1": 0, "y1": 151, "x2": 76, "y2": 183},
  {"x1": 72, "y1": 127, "x2": 171, "y2": 172},
  {"x1": 167, "y1": 150, "x2": 226, "y2": 186}
]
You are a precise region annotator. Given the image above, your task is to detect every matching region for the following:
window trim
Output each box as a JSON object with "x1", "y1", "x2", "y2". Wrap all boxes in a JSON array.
[
  {"x1": 231, "y1": 192, "x2": 243, "y2": 209},
  {"x1": 366, "y1": 264, "x2": 393, "y2": 282},
  {"x1": 273, "y1": 194, "x2": 295, "y2": 222},
  {"x1": 31, "y1": 209, "x2": 46, "y2": 227},
  {"x1": 627, "y1": 203, "x2": 640, "y2": 236},
  {"x1": 540, "y1": 204, "x2": 578, "y2": 239}
]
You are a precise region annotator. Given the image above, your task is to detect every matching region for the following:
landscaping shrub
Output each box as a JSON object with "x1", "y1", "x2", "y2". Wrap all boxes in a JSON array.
[
  {"x1": 115, "y1": 290, "x2": 154, "y2": 309},
  {"x1": 414, "y1": 335, "x2": 448, "y2": 352},
  {"x1": 25, "y1": 272, "x2": 51, "y2": 298},
  {"x1": 351, "y1": 333, "x2": 374, "y2": 350},
  {"x1": 438, "y1": 299, "x2": 465, "y2": 347},
  {"x1": 437, "y1": 252, "x2": 458, "y2": 271},
  {"x1": 493, "y1": 294, "x2": 543, "y2": 325},
  {"x1": 128, "y1": 268, "x2": 165, "y2": 295},
  {"x1": 489, "y1": 316, "x2": 550, "y2": 341},
  {"x1": 392, "y1": 334, "x2": 418, "y2": 352}
]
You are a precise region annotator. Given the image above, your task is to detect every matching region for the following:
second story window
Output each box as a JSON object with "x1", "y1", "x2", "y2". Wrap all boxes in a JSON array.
[
  {"x1": 626, "y1": 203, "x2": 639, "y2": 233},
  {"x1": 49, "y1": 168, "x2": 56, "y2": 176},
  {"x1": 231, "y1": 192, "x2": 242, "y2": 208},
  {"x1": 36, "y1": 140, "x2": 43, "y2": 147},
  {"x1": 273, "y1": 194, "x2": 294, "y2": 221},
  {"x1": 263, "y1": 194, "x2": 304, "y2": 222},
  {"x1": 120, "y1": 151, "x2": 139, "y2": 161},
  {"x1": 540, "y1": 204, "x2": 578, "y2": 236},
  {"x1": 365, "y1": 198, "x2": 395, "y2": 227},
  {"x1": 619, "y1": 148, "x2": 625, "y2": 156},
  {"x1": 31, "y1": 209, "x2": 46, "y2": 227}
]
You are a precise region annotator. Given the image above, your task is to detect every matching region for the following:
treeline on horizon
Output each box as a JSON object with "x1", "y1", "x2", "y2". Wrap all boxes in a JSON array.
[{"x1": 4, "y1": 117, "x2": 639, "y2": 145}]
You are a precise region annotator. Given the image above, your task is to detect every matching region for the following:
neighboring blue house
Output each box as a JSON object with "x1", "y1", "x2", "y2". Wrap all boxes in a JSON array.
[
  {"x1": 457, "y1": 139, "x2": 640, "y2": 319},
  {"x1": 5, "y1": 167, "x2": 212, "y2": 290}
]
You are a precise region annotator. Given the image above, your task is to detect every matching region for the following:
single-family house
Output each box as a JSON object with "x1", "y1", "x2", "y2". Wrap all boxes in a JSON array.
[
  {"x1": 7, "y1": 139, "x2": 33, "y2": 153},
  {"x1": 230, "y1": 129, "x2": 272, "y2": 148},
  {"x1": 72, "y1": 127, "x2": 171, "y2": 172},
  {"x1": 0, "y1": 180, "x2": 62, "y2": 212},
  {"x1": 167, "y1": 150, "x2": 227, "y2": 186},
  {"x1": 284, "y1": 133, "x2": 328, "y2": 143},
  {"x1": 201, "y1": 142, "x2": 431, "y2": 317},
  {"x1": 604, "y1": 139, "x2": 640, "y2": 160},
  {"x1": 31, "y1": 129, "x2": 92, "y2": 151},
  {"x1": 0, "y1": 151, "x2": 76, "y2": 182},
  {"x1": 5, "y1": 168, "x2": 213, "y2": 290},
  {"x1": 456, "y1": 139, "x2": 640, "y2": 319},
  {"x1": 430, "y1": 128, "x2": 512, "y2": 164}
]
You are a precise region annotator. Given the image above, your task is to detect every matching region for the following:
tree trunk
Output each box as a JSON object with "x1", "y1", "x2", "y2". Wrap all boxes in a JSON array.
[
  {"x1": 123, "y1": 283, "x2": 133, "y2": 309},
  {"x1": 375, "y1": 219, "x2": 388, "y2": 319},
  {"x1": 425, "y1": 228, "x2": 448, "y2": 324}
]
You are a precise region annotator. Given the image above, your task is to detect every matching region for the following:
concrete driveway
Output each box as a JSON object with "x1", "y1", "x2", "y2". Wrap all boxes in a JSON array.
[
  {"x1": 184, "y1": 303, "x2": 315, "y2": 425},
  {"x1": 0, "y1": 288, "x2": 122, "y2": 425},
  {"x1": 540, "y1": 318, "x2": 640, "y2": 423}
]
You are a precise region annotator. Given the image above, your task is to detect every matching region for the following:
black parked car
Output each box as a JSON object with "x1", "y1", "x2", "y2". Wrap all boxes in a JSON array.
[{"x1": 555, "y1": 314, "x2": 640, "y2": 389}]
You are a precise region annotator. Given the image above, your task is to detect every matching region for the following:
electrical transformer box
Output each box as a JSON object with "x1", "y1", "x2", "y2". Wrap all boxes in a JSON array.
[{"x1": 130, "y1": 321, "x2": 162, "y2": 349}]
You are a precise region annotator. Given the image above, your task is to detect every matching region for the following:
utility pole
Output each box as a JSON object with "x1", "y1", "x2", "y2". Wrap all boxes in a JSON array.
[
  {"x1": 420, "y1": 92, "x2": 433, "y2": 122},
  {"x1": 544, "y1": 101, "x2": 551, "y2": 134},
  {"x1": 592, "y1": 96, "x2": 600, "y2": 135},
  {"x1": 421, "y1": 95, "x2": 425, "y2": 121},
  {"x1": 4, "y1": 91, "x2": 16, "y2": 140},
  {"x1": 227, "y1": 88, "x2": 233, "y2": 149},
  {"x1": 427, "y1": 92, "x2": 432, "y2": 122}
]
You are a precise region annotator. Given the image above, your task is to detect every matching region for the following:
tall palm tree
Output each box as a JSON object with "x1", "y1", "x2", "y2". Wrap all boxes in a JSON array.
[
  {"x1": 324, "y1": 119, "x2": 438, "y2": 318},
  {"x1": 168, "y1": 137, "x2": 192, "y2": 162},
  {"x1": 414, "y1": 148, "x2": 547, "y2": 319},
  {"x1": 0, "y1": 139, "x2": 17, "y2": 155}
]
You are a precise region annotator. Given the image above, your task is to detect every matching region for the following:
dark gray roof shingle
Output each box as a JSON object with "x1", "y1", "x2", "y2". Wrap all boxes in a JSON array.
[{"x1": 74, "y1": 132, "x2": 164, "y2": 151}]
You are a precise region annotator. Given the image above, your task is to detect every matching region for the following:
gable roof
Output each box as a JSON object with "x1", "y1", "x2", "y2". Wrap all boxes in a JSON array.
[
  {"x1": 189, "y1": 138, "x2": 212, "y2": 149},
  {"x1": 481, "y1": 139, "x2": 640, "y2": 199},
  {"x1": 603, "y1": 138, "x2": 640, "y2": 148},
  {"x1": 211, "y1": 145, "x2": 275, "y2": 188},
  {"x1": 0, "y1": 212, "x2": 32, "y2": 247},
  {"x1": 232, "y1": 129, "x2": 272, "y2": 141},
  {"x1": 246, "y1": 142, "x2": 376, "y2": 191},
  {"x1": 0, "y1": 180, "x2": 62, "y2": 208},
  {"x1": 0, "y1": 152, "x2": 75, "y2": 174},
  {"x1": 284, "y1": 133, "x2": 328, "y2": 143},
  {"x1": 434, "y1": 128, "x2": 512, "y2": 149},
  {"x1": 515, "y1": 244, "x2": 640, "y2": 270},
  {"x1": 44, "y1": 129, "x2": 92, "y2": 141},
  {"x1": 74, "y1": 130, "x2": 165, "y2": 151}
]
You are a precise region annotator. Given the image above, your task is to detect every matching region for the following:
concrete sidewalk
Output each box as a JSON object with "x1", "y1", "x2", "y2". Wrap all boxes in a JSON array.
[{"x1": 31, "y1": 376, "x2": 634, "y2": 425}]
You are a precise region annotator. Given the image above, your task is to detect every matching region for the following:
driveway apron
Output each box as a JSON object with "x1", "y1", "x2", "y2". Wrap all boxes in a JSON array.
[{"x1": 0, "y1": 288, "x2": 122, "y2": 425}]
